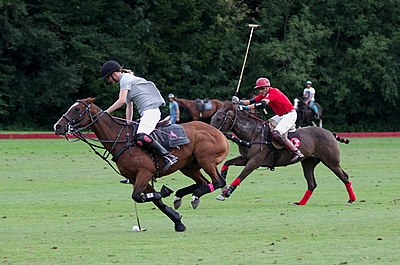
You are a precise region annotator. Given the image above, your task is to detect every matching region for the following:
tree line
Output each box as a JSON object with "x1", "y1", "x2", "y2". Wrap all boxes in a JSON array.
[{"x1": 1, "y1": 0, "x2": 399, "y2": 131}]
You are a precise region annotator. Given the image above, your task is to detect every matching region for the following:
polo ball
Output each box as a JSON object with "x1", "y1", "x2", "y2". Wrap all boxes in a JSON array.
[{"x1": 132, "y1": 225, "x2": 140, "y2": 232}]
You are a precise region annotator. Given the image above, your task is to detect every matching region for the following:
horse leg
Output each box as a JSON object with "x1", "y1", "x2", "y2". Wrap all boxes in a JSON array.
[
  {"x1": 144, "y1": 185, "x2": 186, "y2": 232},
  {"x1": 173, "y1": 167, "x2": 207, "y2": 210},
  {"x1": 130, "y1": 173, "x2": 186, "y2": 232},
  {"x1": 218, "y1": 157, "x2": 261, "y2": 200},
  {"x1": 220, "y1": 156, "x2": 249, "y2": 181},
  {"x1": 190, "y1": 163, "x2": 227, "y2": 209},
  {"x1": 174, "y1": 183, "x2": 199, "y2": 209},
  {"x1": 324, "y1": 163, "x2": 356, "y2": 203},
  {"x1": 131, "y1": 171, "x2": 164, "y2": 203},
  {"x1": 294, "y1": 157, "x2": 320, "y2": 206}
]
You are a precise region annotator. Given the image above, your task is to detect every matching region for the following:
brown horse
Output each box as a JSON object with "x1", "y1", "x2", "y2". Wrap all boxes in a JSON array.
[
  {"x1": 210, "y1": 105, "x2": 356, "y2": 205},
  {"x1": 175, "y1": 98, "x2": 224, "y2": 121},
  {"x1": 54, "y1": 98, "x2": 229, "y2": 232}
]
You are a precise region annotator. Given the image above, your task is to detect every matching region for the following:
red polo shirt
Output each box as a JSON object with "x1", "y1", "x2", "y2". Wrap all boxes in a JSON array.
[{"x1": 254, "y1": 87, "x2": 294, "y2": 116}]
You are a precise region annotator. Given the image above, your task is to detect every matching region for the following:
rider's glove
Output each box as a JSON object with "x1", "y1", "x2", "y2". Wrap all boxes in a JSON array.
[
  {"x1": 232, "y1": 96, "x2": 240, "y2": 104},
  {"x1": 238, "y1": 105, "x2": 249, "y2": 111}
]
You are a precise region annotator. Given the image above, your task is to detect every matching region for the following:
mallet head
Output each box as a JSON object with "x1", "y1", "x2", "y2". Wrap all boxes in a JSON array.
[{"x1": 247, "y1": 24, "x2": 261, "y2": 28}]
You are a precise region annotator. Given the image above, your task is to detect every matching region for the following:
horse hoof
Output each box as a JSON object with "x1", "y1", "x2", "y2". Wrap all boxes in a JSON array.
[
  {"x1": 216, "y1": 194, "x2": 226, "y2": 201},
  {"x1": 292, "y1": 202, "x2": 301, "y2": 206},
  {"x1": 191, "y1": 196, "x2": 200, "y2": 209},
  {"x1": 173, "y1": 197, "x2": 182, "y2": 210},
  {"x1": 174, "y1": 222, "x2": 186, "y2": 232},
  {"x1": 347, "y1": 200, "x2": 355, "y2": 204}
]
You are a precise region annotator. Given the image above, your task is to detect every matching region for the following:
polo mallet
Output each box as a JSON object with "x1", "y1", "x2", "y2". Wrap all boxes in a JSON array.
[
  {"x1": 134, "y1": 202, "x2": 147, "y2": 232},
  {"x1": 235, "y1": 24, "x2": 261, "y2": 96}
]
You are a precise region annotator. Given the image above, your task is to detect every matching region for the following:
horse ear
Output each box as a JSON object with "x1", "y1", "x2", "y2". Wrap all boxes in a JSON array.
[{"x1": 82, "y1": 97, "x2": 96, "y2": 104}]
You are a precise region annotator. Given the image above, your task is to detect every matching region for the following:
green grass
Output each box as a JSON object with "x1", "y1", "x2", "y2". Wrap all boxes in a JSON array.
[{"x1": 1, "y1": 138, "x2": 399, "y2": 264}]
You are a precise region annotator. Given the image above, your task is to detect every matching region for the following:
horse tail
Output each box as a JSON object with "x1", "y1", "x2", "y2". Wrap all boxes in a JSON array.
[{"x1": 332, "y1": 132, "x2": 350, "y2": 144}]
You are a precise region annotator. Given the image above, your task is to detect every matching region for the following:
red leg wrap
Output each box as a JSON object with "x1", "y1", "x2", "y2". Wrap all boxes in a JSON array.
[
  {"x1": 298, "y1": 190, "x2": 313, "y2": 205},
  {"x1": 345, "y1": 182, "x2": 356, "y2": 202},
  {"x1": 231, "y1": 178, "x2": 241, "y2": 187},
  {"x1": 221, "y1": 165, "x2": 229, "y2": 172}
]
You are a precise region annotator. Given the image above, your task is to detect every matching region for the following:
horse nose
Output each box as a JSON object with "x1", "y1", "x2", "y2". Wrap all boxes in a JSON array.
[{"x1": 54, "y1": 123, "x2": 64, "y2": 135}]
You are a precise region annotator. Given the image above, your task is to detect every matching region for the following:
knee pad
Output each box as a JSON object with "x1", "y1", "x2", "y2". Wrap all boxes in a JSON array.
[{"x1": 135, "y1": 133, "x2": 153, "y2": 147}]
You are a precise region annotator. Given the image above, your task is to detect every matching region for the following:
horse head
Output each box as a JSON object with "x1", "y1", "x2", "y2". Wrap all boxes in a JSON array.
[
  {"x1": 210, "y1": 106, "x2": 237, "y2": 132},
  {"x1": 54, "y1": 98, "x2": 102, "y2": 136},
  {"x1": 211, "y1": 105, "x2": 265, "y2": 140}
]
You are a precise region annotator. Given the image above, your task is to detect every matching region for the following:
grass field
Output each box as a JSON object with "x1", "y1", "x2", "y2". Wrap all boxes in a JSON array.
[{"x1": 1, "y1": 137, "x2": 399, "y2": 264}]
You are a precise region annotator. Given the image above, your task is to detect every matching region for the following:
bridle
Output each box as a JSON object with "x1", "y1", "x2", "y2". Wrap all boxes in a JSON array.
[
  {"x1": 59, "y1": 100, "x2": 129, "y2": 176},
  {"x1": 61, "y1": 100, "x2": 105, "y2": 135},
  {"x1": 214, "y1": 108, "x2": 238, "y2": 132}
]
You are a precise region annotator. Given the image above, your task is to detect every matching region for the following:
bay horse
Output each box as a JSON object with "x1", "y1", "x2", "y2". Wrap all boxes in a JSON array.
[
  {"x1": 175, "y1": 98, "x2": 224, "y2": 121},
  {"x1": 294, "y1": 97, "x2": 323, "y2": 128},
  {"x1": 54, "y1": 98, "x2": 229, "y2": 232},
  {"x1": 210, "y1": 105, "x2": 356, "y2": 205}
]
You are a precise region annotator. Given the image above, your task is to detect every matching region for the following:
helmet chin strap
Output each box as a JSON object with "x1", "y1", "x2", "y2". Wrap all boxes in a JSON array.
[{"x1": 111, "y1": 73, "x2": 119, "y2": 83}]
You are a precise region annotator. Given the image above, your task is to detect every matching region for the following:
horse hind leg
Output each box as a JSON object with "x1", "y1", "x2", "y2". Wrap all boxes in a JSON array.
[
  {"x1": 174, "y1": 167, "x2": 209, "y2": 210},
  {"x1": 326, "y1": 164, "x2": 356, "y2": 203},
  {"x1": 174, "y1": 183, "x2": 199, "y2": 209}
]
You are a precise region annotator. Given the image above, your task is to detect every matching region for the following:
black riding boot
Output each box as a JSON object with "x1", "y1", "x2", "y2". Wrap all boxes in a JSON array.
[
  {"x1": 135, "y1": 133, "x2": 178, "y2": 171},
  {"x1": 271, "y1": 130, "x2": 304, "y2": 163}
]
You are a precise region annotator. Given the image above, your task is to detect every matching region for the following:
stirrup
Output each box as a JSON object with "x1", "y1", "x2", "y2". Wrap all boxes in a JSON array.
[
  {"x1": 163, "y1": 155, "x2": 178, "y2": 171},
  {"x1": 291, "y1": 151, "x2": 304, "y2": 163}
]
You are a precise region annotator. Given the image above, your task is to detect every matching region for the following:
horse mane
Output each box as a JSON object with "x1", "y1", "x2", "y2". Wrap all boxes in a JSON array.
[{"x1": 236, "y1": 108, "x2": 269, "y2": 126}]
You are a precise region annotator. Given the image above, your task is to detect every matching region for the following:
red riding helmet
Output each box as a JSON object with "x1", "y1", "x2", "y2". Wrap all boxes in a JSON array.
[{"x1": 254, "y1": 77, "x2": 271, "y2": 88}]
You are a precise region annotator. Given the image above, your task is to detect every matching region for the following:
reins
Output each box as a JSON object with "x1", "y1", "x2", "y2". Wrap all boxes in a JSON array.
[
  {"x1": 217, "y1": 107, "x2": 271, "y2": 147},
  {"x1": 63, "y1": 100, "x2": 171, "y2": 179}
]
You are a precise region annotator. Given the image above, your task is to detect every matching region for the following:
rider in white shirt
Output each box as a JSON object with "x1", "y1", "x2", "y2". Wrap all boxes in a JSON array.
[{"x1": 303, "y1": 80, "x2": 319, "y2": 118}]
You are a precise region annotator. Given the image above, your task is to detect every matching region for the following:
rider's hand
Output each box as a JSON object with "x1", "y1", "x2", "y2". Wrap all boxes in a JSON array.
[
  {"x1": 232, "y1": 96, "x2": 240, "y2": 104},
  {"x1": 238, "y1": 105, "x2": 249, "y2": 111}
]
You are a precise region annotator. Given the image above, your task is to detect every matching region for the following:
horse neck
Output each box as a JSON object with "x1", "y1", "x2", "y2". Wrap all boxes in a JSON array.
[
  {"x1": 176, "y1": 99, "x2": 192, "y2": 108},
  {"x1": 231, "y1": 113, "x2": 264, "y2": 141},
  {"x1": 90, "y1": 112, "x2": 128, "y2": 152}
]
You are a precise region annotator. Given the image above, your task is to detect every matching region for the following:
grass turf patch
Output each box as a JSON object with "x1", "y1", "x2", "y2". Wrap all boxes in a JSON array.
[{"x1": 1, "y1": 138, "x2": 399, "y2": 264}]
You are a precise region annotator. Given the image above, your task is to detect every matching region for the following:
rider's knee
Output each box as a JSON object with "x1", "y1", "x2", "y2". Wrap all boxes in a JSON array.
[
  {"x1": 271, "y1": 130, "x2": 283, "y2": 142},
  {"x1": 135, "y1": 133, "x2": 153, "y2": 146}
]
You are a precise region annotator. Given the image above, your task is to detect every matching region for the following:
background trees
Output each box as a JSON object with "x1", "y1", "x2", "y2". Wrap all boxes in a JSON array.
[{"x1": 1, "y1": 0, "x2": 399, "y2": 131}]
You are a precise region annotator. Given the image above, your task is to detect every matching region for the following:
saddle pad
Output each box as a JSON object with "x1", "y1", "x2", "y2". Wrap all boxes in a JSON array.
[
  {"x1": 263, "y1": 124, "x2": 302, "y2": 149},
  {"x1": 204, "y1": 101, "x2": 212, "y2": 110},
  {"x1": 195, "y1": 98, "x2": 212, "y2": 111},
  {"x1": 288, "y1": 130, "x2": 301, "y2": 148},
  {"x1": 152, "y1": 124, "x2": 190, "y2": 149}
]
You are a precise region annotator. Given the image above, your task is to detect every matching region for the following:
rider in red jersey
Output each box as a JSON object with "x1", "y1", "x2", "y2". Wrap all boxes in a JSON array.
[{"x1": 233, "y1": 77, "x2": 304, "y2": 163}]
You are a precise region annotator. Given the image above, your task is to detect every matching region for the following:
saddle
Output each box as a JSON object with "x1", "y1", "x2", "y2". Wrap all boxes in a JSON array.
[
  {"x1": 195, "y1": 98, "x2": 212, "y2": 112},
  {"x1": 266, "y1": 117, "x2": 300, "y2": 149},
  {"x1": 130, "y1": 119, "x2": 190, "y2": 150}
]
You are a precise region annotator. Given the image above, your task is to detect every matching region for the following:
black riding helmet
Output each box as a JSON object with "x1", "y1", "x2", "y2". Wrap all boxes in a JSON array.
[{"x1": 101, "y1": 60, "x2": 122, "y2": 79}]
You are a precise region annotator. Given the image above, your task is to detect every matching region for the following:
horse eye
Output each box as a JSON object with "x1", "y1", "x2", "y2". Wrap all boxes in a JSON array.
[{"x1": 75, "y1": 107, "x2": 80, "y2": 112}]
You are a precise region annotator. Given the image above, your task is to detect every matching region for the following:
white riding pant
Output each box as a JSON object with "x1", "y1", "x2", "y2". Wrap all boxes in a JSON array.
[
  {"x1": 270, "y1": 110, "x2": 297, "y2": 135},
  {"x1": 137, "y1": 108, "x2": 161, "y2": 135}
]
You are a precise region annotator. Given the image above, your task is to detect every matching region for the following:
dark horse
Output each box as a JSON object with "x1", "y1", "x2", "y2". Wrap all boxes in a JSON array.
[
  {"x1": 210, "y1": 105, "x2": 356, "y2": 205},
  {"x1": 54, "y1": 98, "x2": 229, "y2": 232},
  {"x1": 175, "y1": 98, "x2": 224, "y2": 121},
  {"x1": 294, "y1": 97, "x2": 323, "y2": 128}
]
